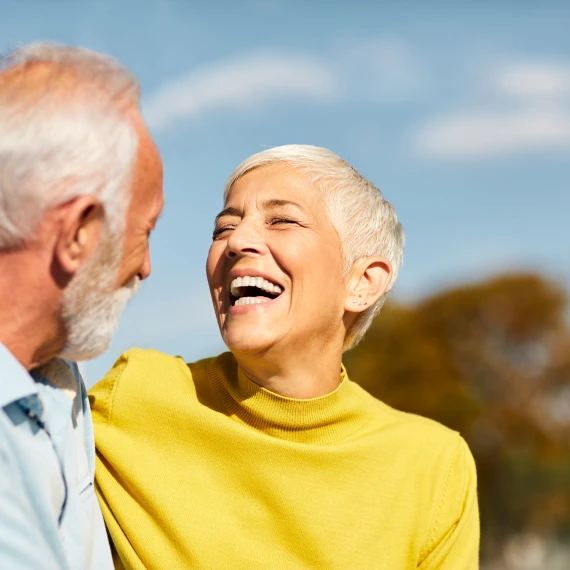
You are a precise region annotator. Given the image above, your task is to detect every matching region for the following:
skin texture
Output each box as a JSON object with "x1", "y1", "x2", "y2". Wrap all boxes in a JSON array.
[
  {"x1": 115, "y1": 109, "x2": 164, "y2": 288},
  {"x1": 207, "y1": 163, "x2": 391, "y2": 398},
  {"x1": 0, "y1": 103, "x2": 164, "y2": 371}
]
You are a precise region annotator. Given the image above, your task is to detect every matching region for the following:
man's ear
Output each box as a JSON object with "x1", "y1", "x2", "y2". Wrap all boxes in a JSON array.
[
  {"x1": 54, "y1": 195, "x2": 104, "y2": 276},
  {"x1": 344, "y1": 256, "x2": 392, "y2": 314}
]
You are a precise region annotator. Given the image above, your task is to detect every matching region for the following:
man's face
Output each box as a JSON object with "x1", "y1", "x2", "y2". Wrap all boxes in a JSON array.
[
  {"x1": 60, "y1": 111, "x2": 164, "y2": 361},
  {"x1": 116, "y1": 110, "x2": 165, "y2": 288}
]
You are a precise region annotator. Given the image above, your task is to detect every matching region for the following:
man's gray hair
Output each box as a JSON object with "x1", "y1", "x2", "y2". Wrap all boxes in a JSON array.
[
  {"x1": 0, "y1": 42, "x2": 140, "y2": 249},
  {"x1": 223, "y1": 144, "x2": 405, "y2": 351}
]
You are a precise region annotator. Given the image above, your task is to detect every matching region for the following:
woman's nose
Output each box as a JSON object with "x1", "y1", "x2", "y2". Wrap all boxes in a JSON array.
[{"x1": 225, "y1": 221, "x2": 267, "y2": 258}]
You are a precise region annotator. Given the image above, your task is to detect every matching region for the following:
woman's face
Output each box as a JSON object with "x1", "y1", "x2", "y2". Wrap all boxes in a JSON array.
[{"x1": 206, "y1": 163, "x2": 348, "y2": 357}]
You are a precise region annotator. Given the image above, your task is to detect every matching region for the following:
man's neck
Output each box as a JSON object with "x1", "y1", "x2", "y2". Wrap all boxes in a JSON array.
[
  {"x1": 1, "y1": 330, "x2": 63, "y2": 372},
  {"x1": 0, "y1": 251, "x2": 62, "y2": 371}
]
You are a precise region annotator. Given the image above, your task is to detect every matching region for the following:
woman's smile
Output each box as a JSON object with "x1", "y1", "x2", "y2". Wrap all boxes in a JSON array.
[
  {"x1": 227, "y1": 272, "x2": 285, "y2": 315},
  {"x1": 229, "y1": 272, "x2": 283, "y2": 305}
]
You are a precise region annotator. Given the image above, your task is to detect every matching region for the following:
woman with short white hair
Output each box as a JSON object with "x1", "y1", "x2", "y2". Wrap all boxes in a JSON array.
[{"x1": 91, "y1": 145, "x2": 479, "y2": 569}]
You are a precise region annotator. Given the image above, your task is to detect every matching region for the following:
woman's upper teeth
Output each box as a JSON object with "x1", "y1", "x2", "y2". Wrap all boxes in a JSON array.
[{"x1": 230, "y1": 276, "x2": 282, "y2": 297}]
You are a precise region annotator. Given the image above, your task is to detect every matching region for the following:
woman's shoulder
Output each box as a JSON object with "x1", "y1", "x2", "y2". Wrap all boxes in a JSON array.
[
  {"x1": 355, "y1": 385, "x2": 477, "y2": 510},
  {"x1": 352, "y1": 381, "x2": 469, "y2": 455},
  {"x1": 88, "y1": 347, "x2": 229, "y2": 426}
]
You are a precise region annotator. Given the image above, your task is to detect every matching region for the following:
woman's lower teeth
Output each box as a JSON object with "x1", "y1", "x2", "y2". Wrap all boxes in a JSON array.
[{"x1": 235, "y1": 297, "x2": 270, "y2": 306}]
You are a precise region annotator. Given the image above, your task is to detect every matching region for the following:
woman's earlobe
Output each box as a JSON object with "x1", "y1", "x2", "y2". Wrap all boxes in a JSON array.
[{"x1": 345, "y1": 256, "x2": 392, "y2": 313}]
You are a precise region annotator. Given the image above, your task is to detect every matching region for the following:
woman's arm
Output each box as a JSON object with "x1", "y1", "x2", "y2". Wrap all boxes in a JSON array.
[{"x1": 418, "y1": 437, "x2": 480, "y2": 570}]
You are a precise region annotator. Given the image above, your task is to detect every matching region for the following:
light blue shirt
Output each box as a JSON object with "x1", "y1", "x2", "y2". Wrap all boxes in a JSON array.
[{"x1": 0, "y1": 343, "x2": 114, "y2": 570}]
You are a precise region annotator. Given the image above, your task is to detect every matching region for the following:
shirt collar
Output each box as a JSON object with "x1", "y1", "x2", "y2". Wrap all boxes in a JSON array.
[{"x1": 0, "y1": 342, "x2": 38, "y2": 408}]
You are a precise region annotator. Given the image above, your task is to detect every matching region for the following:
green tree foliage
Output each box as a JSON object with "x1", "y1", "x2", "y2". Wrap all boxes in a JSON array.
[{"x1": 344, "y1": 274, "x2": 570, "y2": 558}]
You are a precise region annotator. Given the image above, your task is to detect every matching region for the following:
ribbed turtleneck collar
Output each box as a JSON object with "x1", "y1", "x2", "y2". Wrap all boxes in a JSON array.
[{"x1": 207, "y1": 353, "x2": 376, "y2": 444}]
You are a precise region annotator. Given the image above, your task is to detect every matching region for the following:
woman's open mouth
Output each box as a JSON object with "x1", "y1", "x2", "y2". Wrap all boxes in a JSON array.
[{"x1": 229, "y1": 276, "x2": 283, "y2": 307}]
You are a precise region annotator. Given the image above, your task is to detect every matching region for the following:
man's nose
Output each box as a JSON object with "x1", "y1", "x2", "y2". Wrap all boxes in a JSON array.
[{"x1": 139, "y1": 247, "x2": 152, "y2": 281}]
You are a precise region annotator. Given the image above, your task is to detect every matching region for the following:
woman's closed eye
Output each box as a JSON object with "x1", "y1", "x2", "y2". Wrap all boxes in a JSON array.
[
  {"x1": 212, "y1": 225, "x2": 236, "y2": 240},
  {"x1": 268, "y1": 217, "x2": 299, "y2": 227},
  {"x1": 212, "y1": 217, "x2": 300, "y2": 240}
]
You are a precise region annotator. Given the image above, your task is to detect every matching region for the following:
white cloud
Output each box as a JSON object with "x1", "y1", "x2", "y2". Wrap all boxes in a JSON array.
[
  {"x1": 410, "y1": 55, "x2": 570, "y2": 161},
  {"x1": 496, "y1": 60, "x2": 570, "y2": 99},
  {"x1": 412, "y1": 108, "x2": 570, "y2": 160},
  {"x1": 144, "y1": 51, "x2": 340, "y2": 132},
  {"x1": 143, "y1": 39, "x2": 424, "y2": 133}
]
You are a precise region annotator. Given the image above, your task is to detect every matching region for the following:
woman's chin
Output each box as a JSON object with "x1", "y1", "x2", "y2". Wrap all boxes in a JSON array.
[{"x1": 221, "y1": 328, "x2": 279, "y2": 355}]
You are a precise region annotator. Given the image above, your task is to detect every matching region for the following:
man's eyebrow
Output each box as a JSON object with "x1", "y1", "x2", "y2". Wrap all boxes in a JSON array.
[{"x1": 215, "y1": 207, "x2": 242, "y2": 222}]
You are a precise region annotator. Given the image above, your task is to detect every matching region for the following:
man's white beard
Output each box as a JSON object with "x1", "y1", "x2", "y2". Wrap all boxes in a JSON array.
[{"x1": 59, "y1": 234, "x2": 140, "y2": 362}]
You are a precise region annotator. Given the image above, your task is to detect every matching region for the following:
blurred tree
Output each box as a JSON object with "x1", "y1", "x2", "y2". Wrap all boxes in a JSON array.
[{"x1": 344, "y1": 273, "x2": 570, "y2": 559}]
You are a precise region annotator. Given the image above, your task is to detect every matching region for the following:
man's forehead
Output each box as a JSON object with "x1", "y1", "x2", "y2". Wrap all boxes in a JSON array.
[{"x1": 131, "y1": 110, "x2": 162, "y2": 178}]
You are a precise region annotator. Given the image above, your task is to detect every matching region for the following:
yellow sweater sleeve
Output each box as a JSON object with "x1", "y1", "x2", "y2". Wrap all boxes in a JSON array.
[{"x1": 418, "y1": 437, "x2": 479, "y2": 569}]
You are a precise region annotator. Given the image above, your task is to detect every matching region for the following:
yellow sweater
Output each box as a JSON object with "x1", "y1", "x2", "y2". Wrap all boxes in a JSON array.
[{"x1": 90, "y1": 349, "x2": 479, "y2": 570}]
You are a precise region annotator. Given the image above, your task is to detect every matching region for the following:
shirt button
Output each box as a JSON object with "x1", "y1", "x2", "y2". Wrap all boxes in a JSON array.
[{"x1": 59, "y1": 528, "x2": 66, "y2": 541}]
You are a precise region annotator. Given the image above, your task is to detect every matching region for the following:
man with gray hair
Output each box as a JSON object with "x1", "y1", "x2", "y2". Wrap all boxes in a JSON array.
[{"x1": 0, "y1": 43, "x2": 164, "y2": 568}]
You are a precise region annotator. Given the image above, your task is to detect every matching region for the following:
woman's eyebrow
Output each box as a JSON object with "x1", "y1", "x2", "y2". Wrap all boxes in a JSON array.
[
  {"x1": 262, "y1": 199, "x2": 305, "y2": 212},
  {"x1": 215, "y1": 206, "x2": 241, "y2": 222}
]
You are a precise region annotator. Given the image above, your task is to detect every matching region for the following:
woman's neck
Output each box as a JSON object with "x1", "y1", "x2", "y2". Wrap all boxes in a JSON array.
[{"x1": 233, "y1": 344, "x2": 344, "y2": 399}]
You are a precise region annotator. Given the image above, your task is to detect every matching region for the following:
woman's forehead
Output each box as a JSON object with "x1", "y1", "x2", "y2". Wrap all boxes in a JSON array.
[{"x1": 225, "y1": 164, "x2": 320, "y2": 208}]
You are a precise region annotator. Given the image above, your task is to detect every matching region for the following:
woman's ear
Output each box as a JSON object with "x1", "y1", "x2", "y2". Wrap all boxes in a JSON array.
[
  {"x1": 344, "y1": 256, "x2": 392, "y2": 314},
  {"x1": 53, "y1": 195, "x2": 104, "y2": 276}
]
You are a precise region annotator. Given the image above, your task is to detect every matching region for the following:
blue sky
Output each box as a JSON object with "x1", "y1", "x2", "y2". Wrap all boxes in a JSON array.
[{"x1": 2, "y1": 0, "x2": 569, "y2": 385}]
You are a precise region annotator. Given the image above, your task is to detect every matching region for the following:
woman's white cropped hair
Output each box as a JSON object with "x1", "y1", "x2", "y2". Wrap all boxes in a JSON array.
[
  {"x1": 223, "y1": 144, "x2": 405, "y2": 351},
  {"x1": 0, "y1": 42, "x2": 140, "y2": 249}
]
